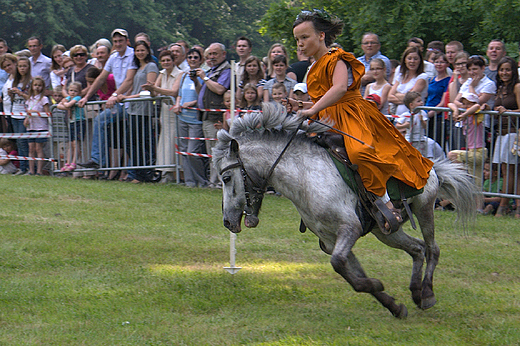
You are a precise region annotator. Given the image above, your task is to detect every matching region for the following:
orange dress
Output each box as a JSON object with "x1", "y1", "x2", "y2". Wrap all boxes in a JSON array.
[{"x1": 307, "y1": 48, "x2": 434, "y2": 197}]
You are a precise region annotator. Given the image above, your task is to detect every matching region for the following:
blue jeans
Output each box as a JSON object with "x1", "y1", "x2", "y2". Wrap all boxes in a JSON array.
[
  {"x1": 91, "y1": 104, "x2": 126, "y2": 167},
  {"x1": 11, "y1": 118, "x2": 28, "y2": 172}
]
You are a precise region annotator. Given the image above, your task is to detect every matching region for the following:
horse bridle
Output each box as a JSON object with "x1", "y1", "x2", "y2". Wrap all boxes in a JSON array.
[{"x1": 219, "y1": 123, "x2": 302, "y2": 213}]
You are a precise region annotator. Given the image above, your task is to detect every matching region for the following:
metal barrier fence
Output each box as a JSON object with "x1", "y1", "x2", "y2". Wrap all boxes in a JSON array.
[{"x1": 2, "y1": 101, "x2": 519, "y2": 203}]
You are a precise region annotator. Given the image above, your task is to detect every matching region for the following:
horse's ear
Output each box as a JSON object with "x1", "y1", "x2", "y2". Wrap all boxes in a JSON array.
[{"x1": 229, "y1": 139, "x2": 239, "y2": 157}]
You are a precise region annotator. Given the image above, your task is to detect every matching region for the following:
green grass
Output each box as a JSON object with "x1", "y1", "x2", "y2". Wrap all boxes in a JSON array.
[{"x1": 0, "y1": 175, "x2": 519, "y2": 345}]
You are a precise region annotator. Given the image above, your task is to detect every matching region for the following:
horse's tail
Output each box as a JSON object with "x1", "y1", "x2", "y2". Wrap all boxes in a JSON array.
[{"x1": 433, "y1": 158, "x2": 481, "y2": 228}]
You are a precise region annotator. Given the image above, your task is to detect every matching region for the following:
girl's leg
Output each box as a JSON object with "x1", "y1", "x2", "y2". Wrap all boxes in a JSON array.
[
  {"x1": 71, "y1": 140, "x2": 77, "y2": 164},
  {"x1": 28, "y1": 142, "x2": 36, "y2": 174},
  {"x1": 497, "y1": 163, "x2": 513, "y2": 217},
  {"x1": 36, "y1": 142, "x2": 45, "y2": 174}
]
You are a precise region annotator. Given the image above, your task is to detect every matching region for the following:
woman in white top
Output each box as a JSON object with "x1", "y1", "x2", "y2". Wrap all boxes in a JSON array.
[{"x1": 388, "y1": 46, "x2": 429, "y2": 115}]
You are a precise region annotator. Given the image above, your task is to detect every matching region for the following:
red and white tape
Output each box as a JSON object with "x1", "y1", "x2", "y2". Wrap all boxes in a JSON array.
[
  {"x1": 0, "y1": 155, "x2": 56, "y2": 162},
  {"x1": 0, "y1": 132, "x2": 52, "y2": 139},
  {"x1": 169, "y1": 106, "x2": 261, "y2": 113},
  {"x1": 176, "y1": 136, "x2": 217, "y2": 141},
  {"x1": 175, "y1": 151, "x2": 212, "y2": 158},
  {"x1": 0, "y1": 111, "x2": 52, "y2": 117}
]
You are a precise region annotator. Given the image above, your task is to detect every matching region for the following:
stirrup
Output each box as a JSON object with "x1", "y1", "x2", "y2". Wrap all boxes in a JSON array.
[{"x1": 372, "y1": 199, "x2": 403, "y2": 235}]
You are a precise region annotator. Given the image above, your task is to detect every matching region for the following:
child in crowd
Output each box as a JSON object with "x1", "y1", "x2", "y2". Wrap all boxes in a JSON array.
[
  {"x1": 395, "y1": 91, "x2": 444, "y2": 159},
  {"x1": 240, "y1": 83, "x2": 261, "y2": 111},
  {"x1": 447, "y1": 92, "x2": 488, "y2": 187},
  {"x1": 237, "y1": 56, "x2": 266, "y2": 101},
  {"x1": 262, "y1": 55, "x2": 296, "y2": 102},
  {"x1": 216, "y1": 90, "x2": 240, "y2": 131},
  {"x1": 57, "y1": 82, "x2": 85, "y2": 172},
  {"x1": 271, "y1": 82, "x2": 288, "y2": 105},
  {"x1": 364, "y1": 58, "x2": 391, "y2": 113},
  {"x1": 23, "y1": 77, "x2": 50, "y2": 175},
  {"x1": 0, "y1": 139, "x2": 19, "y2": 174},
  {"x1": 480, "y1": 159, "x2": 503, "y2": 215}
]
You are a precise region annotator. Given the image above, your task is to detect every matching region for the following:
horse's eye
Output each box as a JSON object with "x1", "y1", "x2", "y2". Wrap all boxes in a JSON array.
[{"x1": 222, "y1": 175, "x2": 231, "y2": 184}]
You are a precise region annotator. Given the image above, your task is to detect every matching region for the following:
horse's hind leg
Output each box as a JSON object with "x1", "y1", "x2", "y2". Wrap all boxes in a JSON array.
[
  {"x1": 346, "y1": 251, "x2": 408, "y2": 319},
  {"x1": 414, "y1": 201, "x2": 439, "y2": 310},
  {"x1": 331, "y1": 226, "x2": 384, "y2": 294},
  {"x1": 372, "y1": 228, "x2": 426, "y2": 309}
]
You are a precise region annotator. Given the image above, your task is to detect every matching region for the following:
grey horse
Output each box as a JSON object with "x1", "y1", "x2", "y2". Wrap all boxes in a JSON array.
[{"x1": 213, "y1": 103, "x2": 478, "y2": 318}]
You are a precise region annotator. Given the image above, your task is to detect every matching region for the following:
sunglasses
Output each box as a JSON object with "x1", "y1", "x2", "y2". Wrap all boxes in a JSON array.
[{"x1": 73, "y1": 52, "x2": 87, "y2": 57}]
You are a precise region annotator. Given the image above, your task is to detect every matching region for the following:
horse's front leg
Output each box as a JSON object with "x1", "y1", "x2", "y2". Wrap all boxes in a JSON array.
[{"x1": 330, "y1": 225, "x2": 384, "y2": 293}]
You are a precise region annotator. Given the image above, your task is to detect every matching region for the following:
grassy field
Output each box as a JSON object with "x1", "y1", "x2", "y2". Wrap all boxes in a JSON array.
[{"x1": 0, "y1": 175, "x2": 519, "y2": 345}]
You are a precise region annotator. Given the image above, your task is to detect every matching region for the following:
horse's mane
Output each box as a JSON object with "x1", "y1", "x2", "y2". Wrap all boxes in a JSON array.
[{"x1": 213, "y1": 102, "x2": 332, "y2": 167}]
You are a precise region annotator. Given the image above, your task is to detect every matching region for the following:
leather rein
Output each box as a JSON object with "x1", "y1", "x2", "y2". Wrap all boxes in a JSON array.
[{"x1": 219, "y1": 123, "x2": 302, "y2": 212}]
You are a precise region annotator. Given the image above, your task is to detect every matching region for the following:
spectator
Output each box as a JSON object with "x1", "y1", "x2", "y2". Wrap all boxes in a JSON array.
[
  {"x1": 425, "y1": 40, "x2": 445, "y2": 62},
  {"x1": 287, "y1": 49, "x2": 312, "y2": 83},
  {"x1": 196, "y1": 42, "x2": 231, "y2": 188},
  {"x1": 445, "y1": 41, "x2": 464, "y2": 67},
  {"x1": 447, "y1": 92, "x2": 488, "y2": 187},
  {"x1": 239, "y1": 82, "x2": 261, "y2": 110},
  {"x1": 235, "y1": 36, "x2": 252, "y2": 81},
  {"x1": 176, "y1": 40, "x2": 191, "y2": 71},
  {"x1": 395, "y1": 91, "x2": 427, "y2": 151},
  {"x1": 388, "y1": 46, "x2": 428, "y2": 116},
  {"x1": 480, "y1": 159, "x2": 503, "y2": 215},
  {"x1": 454, "y1": 55, "x2": 496, "y2": 109},
  {"x1": 23, "y1": 77, "x2": 50, "y2": 176},
  {"x1": 142, "y1": 49, "x2": 183, "y2": 183},
  {"x1": 265, "y1": 43, "x2": 289, "y2": 81},
  {"x1": 116, "y1": 40, "x2": 158, "y2": 183},
  {"x1": 262, "y1": 55, "x2": 296, "y2": 102},
  {"x1": 89, "y1": 38, "x2": 112, "y2": 69},
  {"x1": 447, "y1": 51, "x2": 470, "y2": 149},
  {"x1": 62, "y1": 45, "x2": 94, "y2": 98},
  {"x1": 0, "y1": 38, "x2": 9, "y2": 119},
  {"x1": 363, "y1": 58, "x2": 391, "y2": 113},
  {"x1": 485, "y1": 39, "x2": 506, "y2": 85},
  {"x1": 6, "y1": 55, "x2": 31, "y2": 174},
  {"x1": 170, "y1": 43, "x2": 189, "y2": 72},
  {"x1": 78, "y1": 28, "x2": 138, "y2": 170},
  {"x1": 406, "y1": 37, "x2": 436, "y2": 80},
  {"x1": 237, "y1": 55, "x2": 265, "y2": 102},
  {"x1": 357, "y1": 32, "x2": 391, "y2": 95},
  {"x1": 492, "y1": 56, "x2": 520, "y2": 218},
  {"x1": 172, "y1": 47, "x2": 208, "y2": 187},
  {"x1": 27, "y1": 36, "x2": 52, "y2": 90},
  {"x1": 50, "y1": 44, "x2": 67, "y2": 89},
  {"x1": 134, "y1": 32, "x2": 158, "y2": 65},
  {"x1": 0, "y1": 138, "x2": 19, "y2": 174},
  {"x1": 426, "y1": 52, "x2": 451, "y2": 146}
]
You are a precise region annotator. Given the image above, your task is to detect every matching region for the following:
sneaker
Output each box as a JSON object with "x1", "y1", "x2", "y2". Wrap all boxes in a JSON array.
[{"x1": 78, "y1": 160, "x2": 99, "y2": 169}]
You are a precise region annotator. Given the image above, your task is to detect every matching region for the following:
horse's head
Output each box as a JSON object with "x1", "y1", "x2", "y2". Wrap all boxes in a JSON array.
[{"x1": 219, "y1": 139, "x2": 264, "y2": 233}]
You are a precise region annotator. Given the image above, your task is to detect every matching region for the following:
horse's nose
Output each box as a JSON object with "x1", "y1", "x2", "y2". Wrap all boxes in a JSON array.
[{"x1": 224, "y1": 219, "x2": 231, "y2": 229}]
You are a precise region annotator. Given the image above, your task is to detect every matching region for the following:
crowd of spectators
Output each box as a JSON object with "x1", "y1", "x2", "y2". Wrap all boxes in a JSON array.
[{"x1": 0, "y1": 30, "x2": 519, "y2": 217}]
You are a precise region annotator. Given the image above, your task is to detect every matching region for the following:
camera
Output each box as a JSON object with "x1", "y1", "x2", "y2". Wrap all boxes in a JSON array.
[{"x1": 189, "y1": 70, "x2": 197, "y2": 78}]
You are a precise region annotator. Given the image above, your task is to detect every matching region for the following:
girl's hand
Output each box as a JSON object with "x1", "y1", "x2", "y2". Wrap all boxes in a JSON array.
[
  {"x1": 172, "y1": 104, "x2": 182, "y2": 114},
  {"x1": 23, "y1": 117, "x2": 29, "y2": 127},
  {"x1": 297, "y1": 108, "x2": 317, "y2": 120},
  {"x1": 470, "y1": 75, "x2": 482, "y2": 87}
]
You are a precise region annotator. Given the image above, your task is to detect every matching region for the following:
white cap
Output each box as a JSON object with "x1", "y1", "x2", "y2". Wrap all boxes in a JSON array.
[
  {"x1": 293, "y1": 83, "x2": 307, "y2": 93},
  {"x1": 461, "y1": 92, "x2": 479, "y2": 104}
]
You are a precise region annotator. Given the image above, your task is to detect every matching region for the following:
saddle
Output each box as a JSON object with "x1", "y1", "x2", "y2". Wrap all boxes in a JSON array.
[{"x1": 313, "y1": 132, "x2": 423, "y2": 235}]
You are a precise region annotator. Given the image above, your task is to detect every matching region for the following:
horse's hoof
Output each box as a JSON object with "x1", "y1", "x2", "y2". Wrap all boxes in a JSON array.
[
  {"x1": 393, "y1": 303, "x2": 408, "y2": 319},
  {"x1": 411, "y1": 291, "x2": 422, "y2": 308},
  {"x1": 421, "y1": 296, "x2": 437, "y2": 310}
]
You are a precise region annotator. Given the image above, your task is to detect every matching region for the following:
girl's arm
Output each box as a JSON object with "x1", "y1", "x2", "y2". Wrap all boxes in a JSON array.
[
  {"x1": 379, "y1": 84, "x2": 391, "y2": 112},
  {"x1": 394, "y1": 120, "x2": 410, "y2": 130},
  {"x1": 363, "y1": 82, "x2": 372, "y2": 98},
  {"x1": 263, "y1": 88, "x2": 270, "y2": 103},
  {"x1": 300, "y1": 60, "x2": 349, "y2": 119}
]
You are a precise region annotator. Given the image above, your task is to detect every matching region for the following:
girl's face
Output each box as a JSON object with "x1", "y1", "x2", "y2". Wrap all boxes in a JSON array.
[
  {"x1": 187, "y1": 53, "x2": 202, "y2": 69},
  {"x1": 68, "y1": 86, "x2": 80, "y2": 96},
  {"x1": 244, "y1": 88, "x2": 257, "y2": 103},
  {"x1": 86, "y1": 77, "x2": 95, "y2": 86},
  {"x1": 160, "y1": 55, "x2": 173, "y2": 70},
  {"x1": 270, "y1": 46, "x2": 285, "y2": 60},
  {"x1": 223, "y1": 94, "x2": 231, "y2": 109},
  {"x1": 32, "y1": 80, "x2": 44, "y2": 94},
  {"x1": 272, "y1": 87, "x2": 286, "y2": 103},
  {"x1": 63, "y1": 62, "x2": 74, "y2": 71},
  {"x1": 369, "y1": 62, "x2": 385, "y2": 79},
  {"x1": 134, "y1": 45, "x2": 149, "y2": 61},
  {"x1": 245, "y1": 61, "x2": 259, "y2": 76},
  {"x1": 405, "y1": 52, "x2": 421, "y2": 72},
  {"x1": 53, "y1": 91, "x2": 63, "y2": 102},
  {"x1": 433, "y1": 57, "x2": 449, "y2": 73},
  {"x1": 454, "y1": 58, "x2": 468, "y2": 74},
  {"x1": 273, "y1": 62, "x2": 287, "y2": 76},
  {"x1": 1, "y1": 59, "x2": 16, "y2": 75},
  {"x1": 53, "y1": 50, "x2": 64, "y2": 66},
  {"x1": 17, "y1": 60, "x2": 30, "y2": 76},
  {"x1": 498, "y1": 62, "x2": 513, "y2": 84},
  {"x1": 293, "y1": 21, "x2": 323, "y2": 58}
]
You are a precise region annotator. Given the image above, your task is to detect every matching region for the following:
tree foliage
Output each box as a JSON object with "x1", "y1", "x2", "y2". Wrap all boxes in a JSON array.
[
  {"x1": 260, "y1": 0, "x2": 520, "y2": 60},
  {"x1": 0, "y1": 0, "x2": 274, "y2": 57}
]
